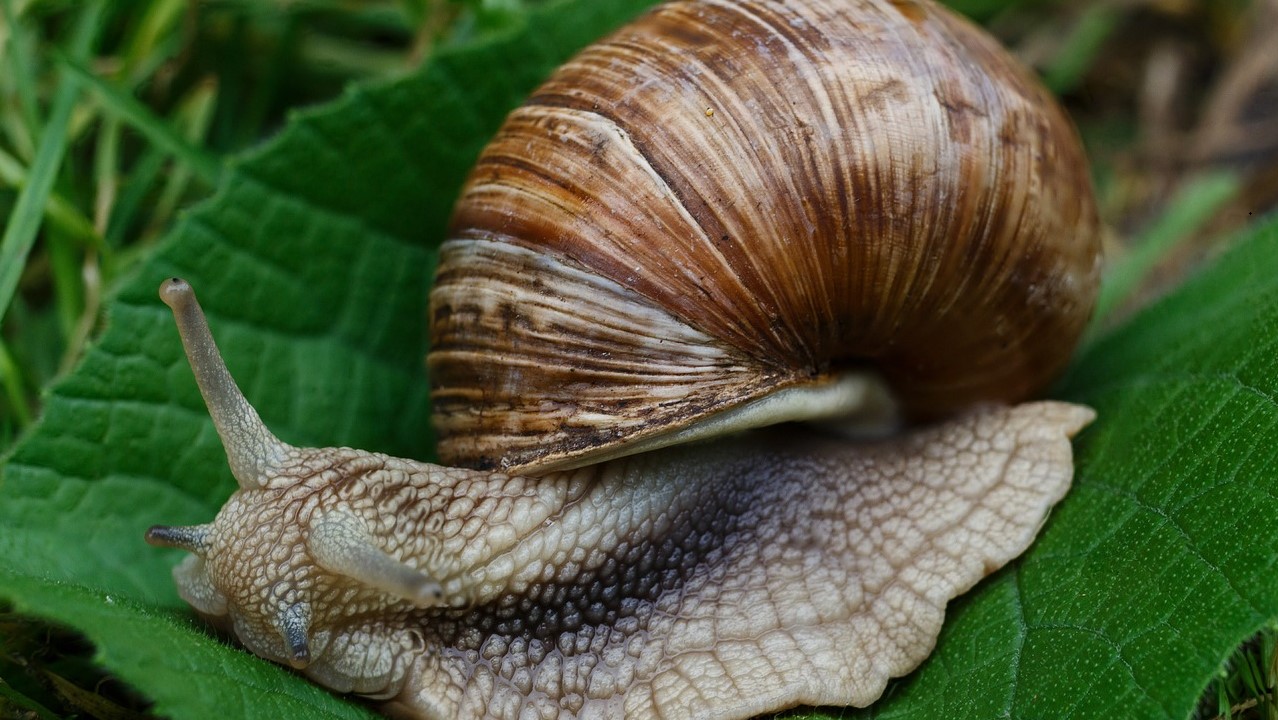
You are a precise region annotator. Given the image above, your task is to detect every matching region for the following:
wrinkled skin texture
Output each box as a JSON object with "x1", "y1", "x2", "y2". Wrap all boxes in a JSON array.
[
  {"x1": 167, "y1": 402, "x2": 1091, "y2": 719},
  {"x1": 146, "y1": 0, "x2": 1103, "y2": 712}
]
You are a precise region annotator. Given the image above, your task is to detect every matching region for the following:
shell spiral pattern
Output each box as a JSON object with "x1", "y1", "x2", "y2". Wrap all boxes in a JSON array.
[
  {"x1": 429, "y1": 0, "x2": 1101, "y2": 474},
  {"x1": 143, "y1": 2, "x2": 1102, "y2": 716}
]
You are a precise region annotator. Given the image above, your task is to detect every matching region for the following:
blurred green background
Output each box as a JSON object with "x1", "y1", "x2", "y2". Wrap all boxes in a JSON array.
[{"x1": 2, "y1": 0, "x2": 1277, "y2": 718}]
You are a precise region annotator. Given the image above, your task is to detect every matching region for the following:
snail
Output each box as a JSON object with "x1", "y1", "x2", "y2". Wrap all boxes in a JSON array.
[{"x1": 144, "y1": 0, "x2": 1102, "y2": 718}]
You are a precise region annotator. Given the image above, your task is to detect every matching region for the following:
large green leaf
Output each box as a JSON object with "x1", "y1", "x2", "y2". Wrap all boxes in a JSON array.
[
  {"x1": 1, "y1": 0, "x2": 1276, "y2": 719},
  {"x1": 0, "y1": 0, "x2": 656, "y2": 717},
  {"x1": 852, "y1": 223, "x2": 1278, "y2": 719}
]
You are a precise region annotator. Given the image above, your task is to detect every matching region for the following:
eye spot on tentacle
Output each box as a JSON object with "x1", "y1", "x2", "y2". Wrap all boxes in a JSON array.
[{"x1": 281, "y1": 602, "x2": 312, "y2": 668}]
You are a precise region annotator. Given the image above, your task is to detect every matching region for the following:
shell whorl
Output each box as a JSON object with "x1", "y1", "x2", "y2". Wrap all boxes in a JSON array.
[{"x1": 429, "y1": 0, "x2": 1101, "y2": 473}]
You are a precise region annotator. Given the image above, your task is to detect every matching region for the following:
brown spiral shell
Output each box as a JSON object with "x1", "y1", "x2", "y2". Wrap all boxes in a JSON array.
[{"x1": 428, "y1": 0, "x2": 1102, "y2": 473}]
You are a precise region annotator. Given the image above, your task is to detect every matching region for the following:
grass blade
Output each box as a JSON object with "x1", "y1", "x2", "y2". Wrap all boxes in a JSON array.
[
  {"x1": 0, "y1": 339, "x2": 32, "y2": 428},
  {"x1": 1043, "y1": 4, "x2": 1122, "y2": 94},
  {"x1": 0, "y1": 146, "x2": 101, "y2": 248},
  {"x1": 0, "y1": 2, "x2": 106, "y2": 333},
  {"x1": 1092, "y1": 170, "x2": 1242, "y2": 324},
  {"x1": 56, "y1": 55, "x2": 224, "y2": 187},
  {"x1": 0, "y1": 0, "x2": 43, "y2": 136}
]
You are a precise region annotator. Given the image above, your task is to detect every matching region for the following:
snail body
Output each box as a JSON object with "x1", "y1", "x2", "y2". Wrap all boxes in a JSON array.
[{"x1": 145, "y1": 0, "x2": 1100, "y2": 718}]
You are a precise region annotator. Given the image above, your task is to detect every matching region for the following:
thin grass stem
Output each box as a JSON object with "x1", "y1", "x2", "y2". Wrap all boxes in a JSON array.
[
  {"x1": 0, "y1": 339, "x2": 32, "y2": 429},
  {"x1": 0, "y1": 1, "x2": 106, "y2": 333},
  {"x1": 0, "y1": 0, "x2": 44, "y2": 134},
  {"x1": 56, "y1": 55, "x2": 224, "y2": 187},
  {"x1": 1091, "y1": 171, "x2": 1242, "y2": 327}
]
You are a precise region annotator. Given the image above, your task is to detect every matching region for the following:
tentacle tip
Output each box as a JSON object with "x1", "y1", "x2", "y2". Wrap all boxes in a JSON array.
[
  {"x1": 286, "y1": 646, "x2": 311, "y2": 670},
  {"x1": 309, "y1": 508, "x2": 445, "y2": 607},
  {"x1": 145, "y1": 524, "x2": 213, "y2": 555},
  {"x1": 158, "y1": 277, "x2": 194, "y2": 310},
  {"x1": 411, "y1": 581, "x2": 445, "y2": 608},
  {"x1": 281, "y1": 603, "x2": 312, "y2": 669},
  {"x1": 143, "y1": 526, "x2": 165, "y2": 546}
]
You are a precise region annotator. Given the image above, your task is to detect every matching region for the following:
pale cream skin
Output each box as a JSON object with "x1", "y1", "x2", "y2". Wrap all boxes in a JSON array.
[
  {"x1": 148, "y1": 279, "x2": 1092, "y2": 720},
  {"x1": 147, "y1": 0, "x2": 1103, "y2": 716}
]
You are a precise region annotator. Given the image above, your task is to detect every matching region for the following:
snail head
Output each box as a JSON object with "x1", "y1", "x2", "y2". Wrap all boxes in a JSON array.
[{"x1": 145, "y1": 278, "x2": 447, "y2": 697}]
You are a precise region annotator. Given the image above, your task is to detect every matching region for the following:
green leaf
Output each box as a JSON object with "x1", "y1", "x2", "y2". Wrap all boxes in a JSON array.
[
  {"x1": 0, "y1": 0, "x2": 656, "y2": 717},
  {"x1": 1, "y1": 1, "x2": 1276, "y2": 720},
  {"x1": 0, "y1": 569, "x2": 371, "y2": 720},
  {"x1": 848, "y1": 222, "x2": 1278, "y2": 719}
]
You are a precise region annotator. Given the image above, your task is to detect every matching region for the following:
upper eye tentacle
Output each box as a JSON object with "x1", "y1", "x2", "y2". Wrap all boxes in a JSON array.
[{"x1": 160, "y1": 277, "x2": 294, "y2": 490}]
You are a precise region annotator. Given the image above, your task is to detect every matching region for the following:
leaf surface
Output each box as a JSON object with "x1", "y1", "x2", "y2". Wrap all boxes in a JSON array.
[
  {"x1": 2, "y1": 0, "x2": 1276, "y2": 718},
  {"x1": 0, "y1": 1, "x2": 655, "y2": 717},
  {"x1": 850, "y1": 224, "x2": 1278, "y2": 720}
]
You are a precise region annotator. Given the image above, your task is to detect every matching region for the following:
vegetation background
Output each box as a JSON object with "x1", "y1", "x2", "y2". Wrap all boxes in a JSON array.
[{"x1": 1, "y1": 0, "x2": 1277, "y2": 718}]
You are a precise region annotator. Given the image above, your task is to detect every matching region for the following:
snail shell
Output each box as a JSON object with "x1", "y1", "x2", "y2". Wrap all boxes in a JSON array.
[
  {"x1": 429, "y1": 0, "x2": 1101, "y2": 474},
  {"x1": 145, "y1": 0, "x2": 1102, "y2": 718}
]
